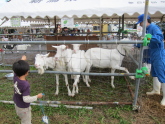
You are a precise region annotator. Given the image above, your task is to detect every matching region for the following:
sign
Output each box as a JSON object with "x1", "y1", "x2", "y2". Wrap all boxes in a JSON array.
[
  {"x1": 61, "y1": 17, "x2": 74, "y2": 28},
  {"x1": 10, "y1": 17, "x2": 21, "y2": 27}
]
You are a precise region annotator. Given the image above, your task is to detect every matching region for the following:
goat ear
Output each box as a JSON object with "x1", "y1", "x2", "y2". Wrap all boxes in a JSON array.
[
  {"x1": 52, "y1": 45, "x2": 57, "y2": 48},
  {"x1": 45, "y1": 52, "x2": 50, "y2": 57}
]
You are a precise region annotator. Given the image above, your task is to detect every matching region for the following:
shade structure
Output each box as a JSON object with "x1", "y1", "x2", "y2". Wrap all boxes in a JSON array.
[
  {"x1": 0, "y1": 0, "x2": 164, "y2": 23},
  {"x1": 0, "y1": 20, "x2": 31, "y2": 28}
]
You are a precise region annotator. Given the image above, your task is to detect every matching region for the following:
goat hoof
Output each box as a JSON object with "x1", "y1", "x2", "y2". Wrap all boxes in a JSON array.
[
  {"x1": 55, "y1": 93, "x2": 58, "y2": 96},
  {"x1": 71, "y1": 93, "x2": 75, "y2": 97},
  {"x1": 112, "y1": 86, "x2": 115, "y2": 88},
  {"x1": 71, "y1": 95, "x2": 75, "y2": 97},
  {"x1": 130, "y1": 76, "x2": 135, "y2": 80},
  {"x1": 68, "y1": 94, "x2": 72, "y2": 96}
]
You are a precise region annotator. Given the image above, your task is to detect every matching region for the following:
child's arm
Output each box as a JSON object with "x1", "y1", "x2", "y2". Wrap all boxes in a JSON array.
[
  {"x1": 23, "y1": 93, "x2": 43, "y2": 103},
  {"x1": 21, "y1": 55, "x2": 27, "y2": 61},
  {"x1": 21, "y1": 55, "x2": 43, "y2": 103}
]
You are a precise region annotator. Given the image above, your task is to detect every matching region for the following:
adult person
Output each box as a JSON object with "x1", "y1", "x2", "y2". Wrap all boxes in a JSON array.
[
  {"x1": 136, "y1": 14, "x2": 165, "y2": 106},
  {"x1": 62, "y1": 27, "x2": 70, "y2": 36},
  {"x1": 53, "y1": 24, "x2": 62, "y2": 36}
]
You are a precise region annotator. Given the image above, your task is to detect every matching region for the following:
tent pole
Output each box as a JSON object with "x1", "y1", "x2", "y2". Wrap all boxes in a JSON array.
[
  {"x1": 119, "y1": 16, "x2": 121, "y2": 40},
  {"x1": 133, "y1": 0, "x2": 150, "y2": 110},
  {"x1": 30, "y1": 24, "x2": 32, "y2": 41},
  {"x1": 46, "y1": 16, "x2": 50, "y2": 34},
  {"x1": 99, "y1": 17, "x2": 103, "y2": 40},
  {"x1": 54, "y1": 16, "x2": 56, "y2": 34},
  {"x1": 122, "y1": 14, "x2": 124, "y2": 39}
]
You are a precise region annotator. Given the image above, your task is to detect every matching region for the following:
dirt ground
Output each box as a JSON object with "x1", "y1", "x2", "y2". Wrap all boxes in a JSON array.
[
  {"x1": 1, "y1": 44, "x2": 165, "y2": 123},
  {"x1": 133, "y1": 92, "x2": 165, "y2": 123}
]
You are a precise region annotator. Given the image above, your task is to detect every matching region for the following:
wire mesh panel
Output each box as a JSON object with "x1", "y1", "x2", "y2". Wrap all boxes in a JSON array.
[{"x1": 0, "y1": 39, "x2": 140, "y2": 106}]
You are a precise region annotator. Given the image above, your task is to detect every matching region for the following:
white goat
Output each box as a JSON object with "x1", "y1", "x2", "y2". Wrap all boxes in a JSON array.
[
  {"x1": 34, "y1": 53, "x2": 55, "y2": 74},
  {"x1": 34, "y1": 52, "x2": 71, "y2": 96},
  {"x1": 69, "y1": 44, "x2": 89, "y2": 96},
  {"x1": 16, "y1": 44, "x2": 31, "y2": 53},
  {"x1": 72, "y1": 44, "x2": 81, "y2": 54},
  {"x1": 72, "y1": 44, "x2": 91, "y2": 83},
  {"x1": 52, "y1": 45, "x2": 89, "y2": 96},
  {"x1": 85, "y1": 42, "x2": 135, "y2": 88}
]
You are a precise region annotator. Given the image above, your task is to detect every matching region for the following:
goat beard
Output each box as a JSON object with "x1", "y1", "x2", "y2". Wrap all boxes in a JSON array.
[{"x1": 38, "y1": 68, "x2": 44, "y2": 75}]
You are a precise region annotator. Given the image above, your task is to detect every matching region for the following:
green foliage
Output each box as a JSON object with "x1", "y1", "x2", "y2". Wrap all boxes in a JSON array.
[
  {"x1": 30, "y1": 66, "x2": 37, "y2": 70},
  {"x1": 103, "y1": 106, "x2": 132, "y2": 124},
  {"x1": 119, "y1": 118, "x2": 131, "y2": 124}
]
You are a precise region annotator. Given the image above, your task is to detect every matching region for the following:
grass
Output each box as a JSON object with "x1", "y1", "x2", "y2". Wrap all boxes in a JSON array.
[
  {"x1": 0, "y1": 102, "x2": 134, "y2": 124},
  {"x1": 0, "y1": 65, "x2": 164, "y2": 124}
]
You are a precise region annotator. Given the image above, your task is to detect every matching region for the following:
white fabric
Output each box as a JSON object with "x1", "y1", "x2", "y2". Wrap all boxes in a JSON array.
[
  {"x1": 23, "y1": 95, "x2": 37, "y2": 103},
  {"x1": 0, "y1": 0, "x2": 164, "y2": 22},
  {"x1": 0, "y1": 20, "x2": 30, "y2": 27}
]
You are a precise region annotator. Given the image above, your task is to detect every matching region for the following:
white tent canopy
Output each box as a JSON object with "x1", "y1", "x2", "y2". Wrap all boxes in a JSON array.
[
  {"x1": 0, "y1": 20, "x2": 54, "y2": 29},
  {"x1": 0, "y1": 20, "x2": 31, "y2": 28},
  {"x1": 0, "y1": 0, "x2": 164, "y2": 23},
  {"x1": 0, "y1": 0, "x2": 7, "y2": 8}
]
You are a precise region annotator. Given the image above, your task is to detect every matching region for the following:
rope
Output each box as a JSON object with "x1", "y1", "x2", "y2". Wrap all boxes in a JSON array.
[{"x1": 39, "y1": 100, "x2": 45, "y2": 116}]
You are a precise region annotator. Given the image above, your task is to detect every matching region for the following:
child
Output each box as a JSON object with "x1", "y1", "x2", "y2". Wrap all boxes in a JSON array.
[{"x1": 12, "y1": 55, "x2": 43, "y2": 124}]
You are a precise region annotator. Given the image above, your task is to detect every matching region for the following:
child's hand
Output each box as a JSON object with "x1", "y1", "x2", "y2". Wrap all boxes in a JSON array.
[
  {"x1": 37, "y1": 93, "x2": 43, "y2": 99},
  {"x1": 21, "y1": 55, "x2": 27, "y2": 60}
]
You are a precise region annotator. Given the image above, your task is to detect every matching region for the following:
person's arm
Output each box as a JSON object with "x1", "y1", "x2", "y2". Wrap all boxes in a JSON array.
[
  {"x1": 23, "y1": 93, "x2": 43, "y2": 103},
  {"x1": 150, "y1": 26, "x2": 164, "y2": 44},
  {"x1": 21, "y1": 55, "x2": 26, "y2": 61}
]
